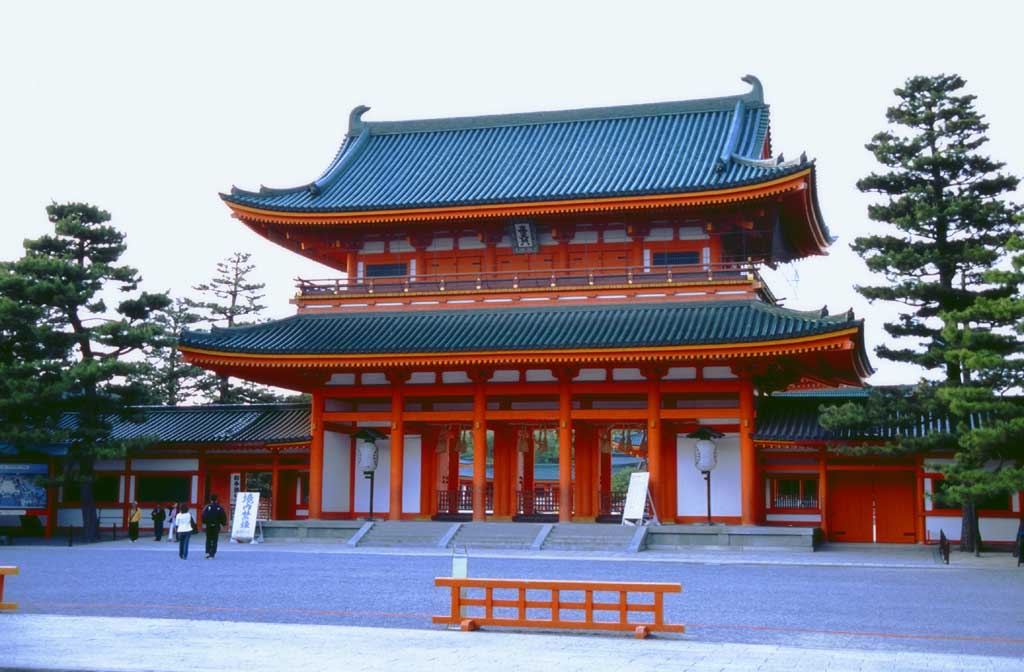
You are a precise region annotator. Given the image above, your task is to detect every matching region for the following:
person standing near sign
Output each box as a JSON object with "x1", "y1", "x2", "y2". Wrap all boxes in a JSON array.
[
  {"x1": 127, "y1": 502, "x2": 141, "y2": 542},
  {"x1": 201, "y1": 494, "x2": 227, "y2": 559},
  {"x1": 151, "y1": 505, "x2": 166, "y2": 541},
  {"x1": 174, "y1": 504, "x2": 196, "y2": 560}
]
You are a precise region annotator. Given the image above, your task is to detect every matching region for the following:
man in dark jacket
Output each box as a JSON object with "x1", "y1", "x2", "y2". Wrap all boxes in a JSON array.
[
  {"x1": 201, "y1": 494, "x2": 228, "y2": 559},
  {"x1": 151, "y1": 505, "x2": 166, "y2": 541}
]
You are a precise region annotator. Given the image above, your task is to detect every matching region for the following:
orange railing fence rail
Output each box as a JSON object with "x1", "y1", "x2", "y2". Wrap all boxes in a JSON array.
[{"x1": 433, "y1": 577, "x2": 684, "y2": 639}]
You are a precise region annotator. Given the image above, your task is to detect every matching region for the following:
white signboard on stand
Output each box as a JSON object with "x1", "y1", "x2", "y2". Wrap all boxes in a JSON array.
[
  {"x1": 231, "y1": 491, "x2": 260, "y2": 543},
  {"x1": 622, "y1": 471, "x2": 657, "y2": 526}
]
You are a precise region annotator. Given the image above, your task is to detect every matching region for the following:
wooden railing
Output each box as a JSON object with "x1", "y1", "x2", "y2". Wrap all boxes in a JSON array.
[
  {"x1": 0, "y1": 566, "x2": 18, "y2": 611},
  {"x1": 437, "y1": 487, "x2": 492, "y2": 514},
  {"x1": 433, "y1": 577, "x2": 684, "y2": 638},
  {"x1": 296, "y1": 261, "x2": 758, "y2": 298}
]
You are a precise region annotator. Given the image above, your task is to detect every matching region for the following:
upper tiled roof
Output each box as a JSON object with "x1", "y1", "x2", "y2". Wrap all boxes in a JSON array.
[
  {"x1": 58, "y1": 404, "x2": 310, "y2": 445},
  {"x1": 223, "y1": 76, "x2": 814, "y2": 214},
  {"x1": 180, "y1": 300, "x2": 861, "y2": 356}
]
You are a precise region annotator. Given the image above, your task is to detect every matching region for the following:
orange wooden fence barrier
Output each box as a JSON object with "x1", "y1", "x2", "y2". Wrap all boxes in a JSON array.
[
  {"x1": 433, "y1": 577, "x2": 684, "y2": 639},
  {"x1": 0, "y1": 566, "x2": 18, "y2": 611}
]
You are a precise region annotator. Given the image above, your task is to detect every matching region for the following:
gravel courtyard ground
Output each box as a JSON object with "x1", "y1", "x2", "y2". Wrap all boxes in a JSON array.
[{"x1": 1, "y1": 539, "x2": 1022, "y2": 664}]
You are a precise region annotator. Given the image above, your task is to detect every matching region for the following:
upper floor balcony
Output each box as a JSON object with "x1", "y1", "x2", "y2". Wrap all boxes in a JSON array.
[{"x1": 293, "y1": 259, "x2": 774, "y2": 313}]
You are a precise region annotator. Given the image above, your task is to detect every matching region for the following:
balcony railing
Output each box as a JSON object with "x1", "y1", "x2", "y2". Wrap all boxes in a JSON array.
[{"x1": 296, "y1": 261, "x2": 759, "y2": 299}]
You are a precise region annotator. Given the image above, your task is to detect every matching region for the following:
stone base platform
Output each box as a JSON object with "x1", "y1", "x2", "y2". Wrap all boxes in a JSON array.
[{"x1": 259, "y1": 519, "x2": 820, "y2": 551}]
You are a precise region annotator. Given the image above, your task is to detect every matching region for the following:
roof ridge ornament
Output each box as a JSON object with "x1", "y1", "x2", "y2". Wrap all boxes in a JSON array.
[
  {"x1": 741, "y1": 75, "x2": 764, "y2": 104},
  {"x1": 348, "y1": 105, "x2": 371, "y2": 136}
]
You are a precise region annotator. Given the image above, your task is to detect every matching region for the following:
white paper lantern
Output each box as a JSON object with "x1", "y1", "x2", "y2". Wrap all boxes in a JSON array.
[
  {"x1": 693, "y1": 438, "x2": 718, "y2": 472},
  {"x1": 357, "y1": 442, "x2": 379, "y2": 472}
]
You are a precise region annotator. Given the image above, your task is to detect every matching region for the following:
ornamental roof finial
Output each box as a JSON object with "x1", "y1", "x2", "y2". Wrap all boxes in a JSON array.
[
  {"x1": 741, "y1": 75, "x2": 764, "y2": 104},
  {"x1": 348, "y1": 105, "x2": 371, "y2": 136}
]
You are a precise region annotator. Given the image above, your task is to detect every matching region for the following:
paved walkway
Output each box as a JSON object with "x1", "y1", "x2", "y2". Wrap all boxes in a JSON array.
[
  {"x1": 3, "y1": 614, "x2": 1021, "y2": 672},
  {"x1": 33, "y1": 535, "x2": 1018, "y2": 570}
]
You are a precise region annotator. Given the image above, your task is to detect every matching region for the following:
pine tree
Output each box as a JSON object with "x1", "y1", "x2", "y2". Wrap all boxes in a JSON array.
[
  {"x1": 823, "y1": 74, "x2": 1021, "y2": 551},
  {"x1": 143, "y1": 298, "x2": 207, "y2": 405},
  {"x1": 938, "y1": 233, "x2": 1024, "y2": 553},
  {"x1": 187, "y1": 252, "x2": 271, "y2": 403},
  {"x1": 0, "y1": 203, "x2": 170, "y2": 540}
]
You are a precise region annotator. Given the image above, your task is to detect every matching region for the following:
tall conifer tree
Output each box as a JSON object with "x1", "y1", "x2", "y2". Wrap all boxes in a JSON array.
[
  {"x1": 823, "y1": 74, "x2": 1021, "y2": 551},
  {"x1": 1, "y1": 203, "x2": 169, "y2": 540}
]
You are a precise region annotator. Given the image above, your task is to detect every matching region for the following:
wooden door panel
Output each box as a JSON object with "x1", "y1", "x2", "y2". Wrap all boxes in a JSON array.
[
  {"x1": 874, "y1": 471, "x2": 916, "y2": 543},
  {"x1": 827, "y1": 472, "x2": 873, "y2": 542}
]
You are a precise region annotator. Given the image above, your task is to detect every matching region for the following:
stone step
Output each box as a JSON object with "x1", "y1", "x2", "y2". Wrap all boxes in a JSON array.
[
  {"x1": 448, "y1": 522, "x2": 541, "y2": 550},
  {"x1": 358, "y1": 521, "x2": 452, "y2": 547}
]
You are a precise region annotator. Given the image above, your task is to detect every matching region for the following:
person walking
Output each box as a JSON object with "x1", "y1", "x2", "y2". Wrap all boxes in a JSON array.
[
  {"x1": 201, "y1": 494, "x2": 228, "y2": 559},
  {"x1": 166, "y1": 503, "x2": 178, "y2": 543},
  {"x1": 151, "y1": 505, "x2": 166, "y2": 541},
  {"x1": 128, "y1": 502, "x2": 141, "y2": 542},
  {"x1": 174, "y1": 504, "x2": 196, "y2": 560}
]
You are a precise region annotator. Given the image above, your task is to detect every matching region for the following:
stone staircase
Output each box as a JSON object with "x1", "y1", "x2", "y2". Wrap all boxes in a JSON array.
[
  {"x1": 355, "y1": 521, "x2": 453, "y2": 548},
  {"x1": 541, "y1": 523, "x2": 635, "y2": 551},
  {"x1": 448, "y1": 522, "x2": 542, "y2": 550}
]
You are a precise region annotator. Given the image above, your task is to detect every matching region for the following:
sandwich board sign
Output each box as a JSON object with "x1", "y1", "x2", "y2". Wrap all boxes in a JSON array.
[
  {"x1": 621, "y1": 471, "x2": 658, "y2": 526},
  {"x1": 231, "y1": 491, "x2": 260, "y2": 543}
]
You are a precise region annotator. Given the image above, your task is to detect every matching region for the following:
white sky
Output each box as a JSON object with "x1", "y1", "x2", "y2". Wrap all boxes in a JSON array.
[{"x1": 2, "y1": 1, "x2": 1022, "y2": 386}]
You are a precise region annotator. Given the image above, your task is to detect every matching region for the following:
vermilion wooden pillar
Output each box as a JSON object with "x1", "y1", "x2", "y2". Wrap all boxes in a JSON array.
[
  {"x1": 558, "y1": 376, "x2": 573, "y2": 523},
  {"x1": 388, "y1": 374, "x2": 407, "y2": 521},
  {"x1": 472, "y1": 375, "x2": 488, "y2": 521},
  {"x1": 739, "y1": 378, "x2": 757, "y2": 525},
  {"x1": 522, "y1": 435, "x2": 535, "y2": 516},
  {"x1": 447, "y1": 433, "x2": 460, "y2": 515},
  {"x1": 270, "y1": 450, "x2": 280, "y2": 521},
  {"x1": 817, "y1": 447, "x2": 828, "y2": 536},
  {"x1": 599, "y1": 449, "x2": 612, "y2": 516},
  {"x1": 308, "y1": 391, "x2": 324, "y2": 519},
  {"x1": 646, "y1": 370, "x2": 663, "y2": 518}
]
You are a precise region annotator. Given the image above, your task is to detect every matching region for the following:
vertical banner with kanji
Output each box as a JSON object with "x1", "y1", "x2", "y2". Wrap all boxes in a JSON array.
[{"x1": 231, "y1": 491, "x2": 260, "y2": 542}]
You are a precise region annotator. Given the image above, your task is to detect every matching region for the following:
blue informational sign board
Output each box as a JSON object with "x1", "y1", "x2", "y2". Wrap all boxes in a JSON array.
[{"x1": 0, "y1": 463, "x2": 48, "y2": 509}]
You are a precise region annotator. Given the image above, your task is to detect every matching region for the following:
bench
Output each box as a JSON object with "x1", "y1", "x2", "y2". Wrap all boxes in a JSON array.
[
  {"x1": 0, "y1": 566, "x2": 18, "y2": 611},
  {"x1": 433, "y1": 577, "x2": 684, "y2": 639}
]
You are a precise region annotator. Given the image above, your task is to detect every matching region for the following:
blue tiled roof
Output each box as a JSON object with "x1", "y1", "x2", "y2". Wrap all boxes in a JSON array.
[
  {"x1": 57, "y1": 404, "x2": 311, "y2": 445},
  {"x1": 180, "y1": 300, "x2": 862, "y2": 357},
  {"x1": 223, "y1": 76, "x2": 814, "y2": 214}
]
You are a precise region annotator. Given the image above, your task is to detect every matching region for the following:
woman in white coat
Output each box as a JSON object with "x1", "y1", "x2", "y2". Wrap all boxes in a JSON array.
[{"x1": 175, "y1": 504, "x2": 196, "y2": 560}]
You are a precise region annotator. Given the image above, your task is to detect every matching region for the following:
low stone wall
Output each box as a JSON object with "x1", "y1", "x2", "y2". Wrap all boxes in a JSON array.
[
  {"x1": 261, "y1": 520, "x2": 364, "y2": 542},
  {"x1": 645, "y1": 525, "x2": 819, "y2": 551}
]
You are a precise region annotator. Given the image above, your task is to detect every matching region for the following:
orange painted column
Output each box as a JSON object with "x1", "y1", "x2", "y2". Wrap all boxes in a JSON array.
[
  {"x1": 663, "y1": 424, "x2": 677, "y2": 523},
  {"x1": 599, "y1": 450, "x2": 612, "y2": 516},
  {"x1": 308, "y1": 391, "x2": 324, "y2": 519},
  {"x1": 483, "y1": 242, "x2": 497, "y2": 275},
  {"x1": 472, "y1": 376, "x2": 488, "y2": 521},
  {"x1": 556, "y1": 239, "x2": 569, "y2": 269},
  {"x1": 914, "y1": 455, "x2": 925, "y2": 543},
  {"x1": 522, "y1": 435, "x2": 535, "y2": 516},
  {"x1": 345, "y1": 251, "x2": 357, "y2": 284},
  {"x1": 420, "y1": 428, "x2": 436, "y2": 517},
  {"x1": 271, "y1": 450, "x2": 280, "y2": 521},
  {"x1": 739, "y1": 377, "x2": 757, "y2": 525},
  {"x1": 389, "y1": 377, "x2": 406, "y2": 521},
  {"x1": 818, "y1": 447, "x2": 828, "y2": 536},
  {"x1": 447, "y1": 434, "x2": 460, "y2": 515},
  {"x1": 558, "y1": 376, "x2": 573, "y2": 522},
  {"x1": 646, "y1": 371, "x2": 663, "y2": 518}
]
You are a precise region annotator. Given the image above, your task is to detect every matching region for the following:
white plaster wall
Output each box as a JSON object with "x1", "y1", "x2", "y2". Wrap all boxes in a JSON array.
[
  {"x1": 403, "y1": 436, "x2": 422, "y2": 514},
  {"x1": 677, "y1": 434, "x2": 741, "y2": 517},
  {"x1": 574, "y1": 368, "x2": 606, "y2": 382},
  {"x1": 443, "y1": 371, "x2": 471, "y2": 384},
  {"x1": 361, "y1": 373, "x2": 388, "y2": 385},
  {"x1": 612, "y1": 368, "x2": 643, "y2": 381},
  {"x1": 665, "y1": 367, "x2": 696, "y2": 380},
  {"x1": 525, "y1": 369, "x2": 556, "y2": 382},
  {"x1": 327, "y1": 373, "x2": 355, "y2": 386},
  {"x1": 490, "y1": 370, "x2": 519, "y2": 382},
  {"x1": 925, "y1": 515, "x2": 962, "y2": 542},
  {"x1": 58, "y1": 507, "x2": 124, "y2": 527},
  {"x1": 131, "y1": 459, "x2": 198, "y2": 472},
  {"x1": 95, "y1": 459, "x2": 126, "y2": 471},
  {"x1": 702, "y1": 366, "x2": 737, "y2": 380},
  {"x1": 322, "y1": 431, "x2": 351, "y2": 513},
  {"x1": 980, "y1": 517, "x2": 1018, "y2": 542},
  {"x1": 409, "y1": 372, "x2": 436, "y2": 385}
]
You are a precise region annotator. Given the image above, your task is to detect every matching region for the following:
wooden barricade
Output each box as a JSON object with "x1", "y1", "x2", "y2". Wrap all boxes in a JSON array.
[
  {"x1": 433, "y1": 577, "x2": 684, "y2": 639},
  {"x1": 0, "y1": 566, "x2": 18, "y2": 611}
]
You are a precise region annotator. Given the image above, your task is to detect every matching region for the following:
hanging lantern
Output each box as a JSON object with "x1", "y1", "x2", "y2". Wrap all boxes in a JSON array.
[
  {"x1": 456, "y1": 429, "x2": 469, "y2": 454},
  {"x1": 536, "y1": 429, "x2": 548, "y2": 453},
  {"x1": 599, "y1": 427, "x2": 612, "y2": 454},
  {"x1": 637, "y1": 428, "x2": 648, "y2": 454},
  {"x1": 687, "y1": 427, "x2": 724, "y2": 473},
  {"x1": 516, "y1": 428, "x2": 530, "y2": 453}
]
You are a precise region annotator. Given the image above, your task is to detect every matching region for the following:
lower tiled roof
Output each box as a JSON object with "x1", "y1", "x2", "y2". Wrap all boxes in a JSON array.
[{"x1": 180, "y1": 300, "x2": 861, "y2": 356}]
